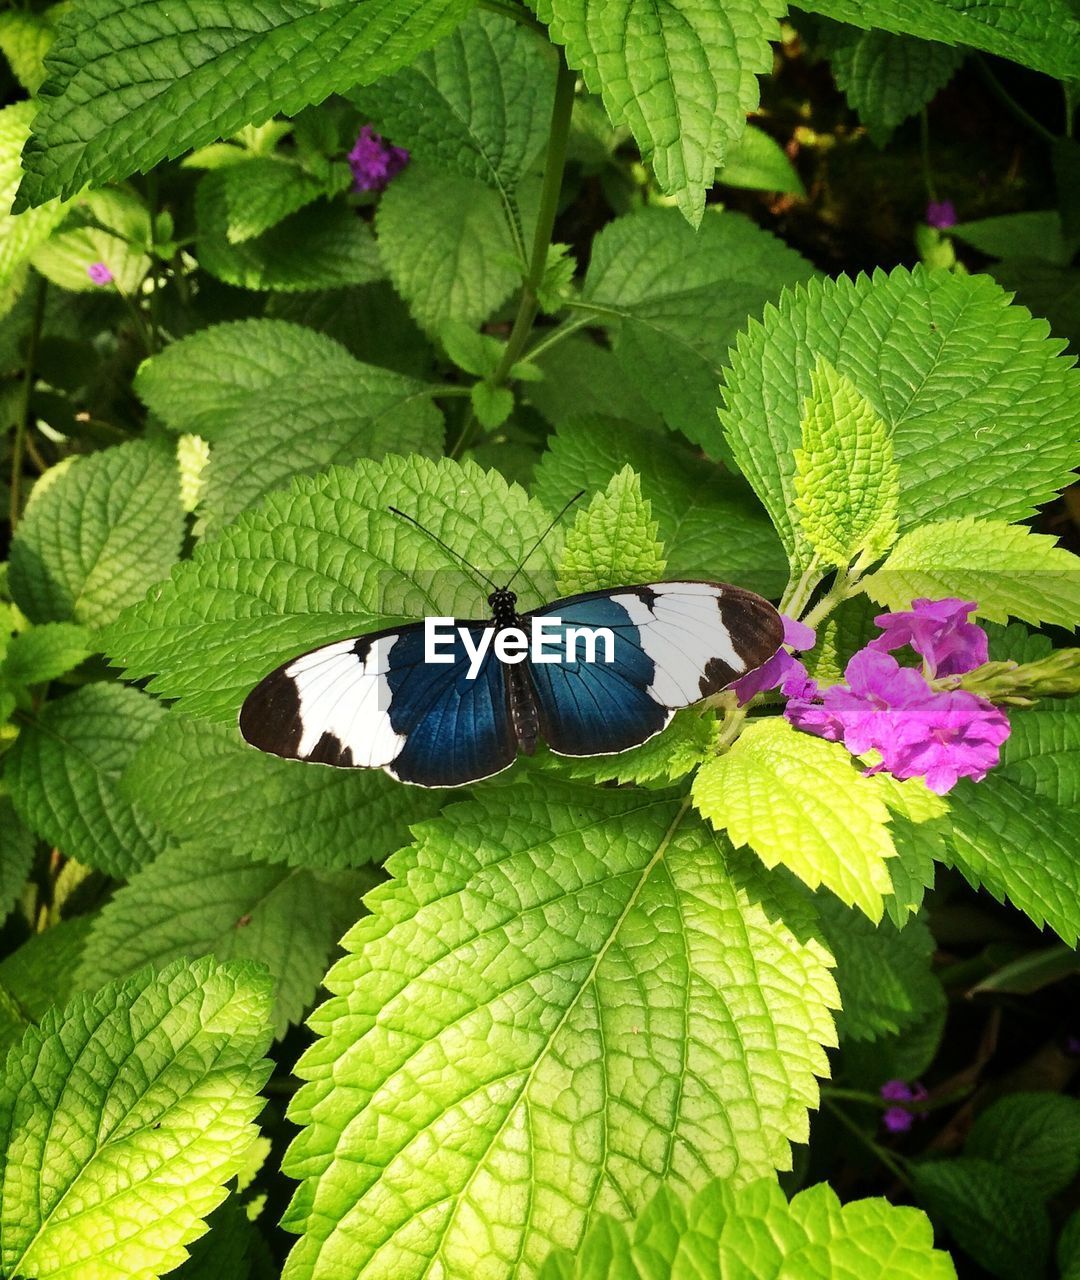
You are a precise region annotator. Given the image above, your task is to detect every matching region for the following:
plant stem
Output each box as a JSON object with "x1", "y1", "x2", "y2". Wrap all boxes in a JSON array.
[
  {"x1": 918, "y1": 109, "x2": 937, "y2": 202},
  {"x1": 522, "y1": 312, "x2": 593, "y2": 363},
  {"x1": 779, "y1": 554, "x2": 822, "y2": 619},
  {"x1": 10, "y1": 276, "x2": 47, "y2": 531},
  {"x1": 822, "y1": 1097, "x2": 912, "y2": 1187},
  {"x1": 975, "y1": 56, "x2": 1056, "y2": 145},
  {"x1": 490, "y1": 51, "x2": 576, "y2": 390},
  {"x1": 801, "y1": 565, "x2": 862, "y2": 631}
]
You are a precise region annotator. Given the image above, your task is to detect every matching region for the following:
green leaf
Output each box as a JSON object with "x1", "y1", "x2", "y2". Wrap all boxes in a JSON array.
[
  {"x1": 692, "y1": 717, "x2": 896, "y2": 920},
  {"x1": 14, "y1": 0, "x2": 477, "y2": 208},
  {"x1": 0, "y1": 919, "x2": 93, "y2": 1055},
  {"x1": 553, "y1": 710, "x2": 719, "y2": 789},
  {"x1": 470, "y1": 380, "x2": 515, "y2": 429},
  {"x1": 794, "y1": 356, "x2": 899, "y2": 567},
  {"x1": 815, "y1": 897, "x2": 943, "y2": 1042},
  {"x1": 0, "y1": 10, "x2": 56, "y2": 93},
  {"x1": 527, "y1": 336, "x2": 663, "y2": 433},
  {"x1": 720, "y1": 266, "x2": 1080, "y2": 570},
  {"x1": 1, "y1": 623, "x2": 91, "y2": 689},
  {"x1": 582, "y1": 209, "x2": 816, "y2": 440},
  {"x1": 0, "y1": 797, "x2": 35, "y2": 920},
  {"x1": 0, "y1": 102, "x2": 68, "y2": 317},
  {"x1": 862, "y1": 517, "x2": 1080, "y2": 630},
  {"x1": 120, "y1": 715, "x2": 444, "y2": 870},
  {"x1": 717, "y1": 124, "x2": 806, "y2": 194},
  {"x1": 102, "y1": 455, "x2": 564, "y2": 721},
  {"x1": 533, "y1": 415, "x2": 787, "y2": 594},
  {"x1": 9, "y1": 440, "x2": 184, "y2": 628},
  {"x1": 541, "y1": 1175, "x2": 956, "y2": 1279},
  {"x1": 951, "y1": 211, "x2": 1071, "y2": 266},
  {"x1": 944, "y1": 725, "x2": 1080, "y2": 944},
  {"x1": 281, "y1": 778, "x2": 838, "y2": 1277},
  {"x1": 218, "y1": 156, "x2": 347, "y2": 244},
  {"x1": 439, "y1": 320, "x2": 503, "y2": 377},
  {"x1": 557, "y1": 466, "x2": 666, "y2": 595},
  {"x1": 912, "y1": 1157, "x2": 1050, "y2": 1280},
  {"x1": 1060, "y1": 1210, "x2": 1080, "y2": 1280},
  {"x1": 819, "y1": 23, "x2": 964, "y2": 145},
  {"x1": 197, "y1": 172, "x2": 384, "y2": 292},
  {"x1": 351, "y1": 10, "x2": 555, "y2": 196},
  {"x1": 966, "y1": 1093, "x2": 1080, "y2": 1198},
  {"x1": 4, "y1": 683, "x2": 172, "y2": 878},
  {"x1": 805, "y1": 0, "x2": 1080, "y2": 81},
  {"x1": 376, "y1": 163, "x2": 530, "y2": 335},
  {"x1": 0, "y1": 955, "x2": 272, "y2": 1280},
  {"x1": 135, "y1": 320, "x2": 443, "y2": 531},
  {"x1": 530, "y1": 0, "x2": 785, "y2": 225},
  {"x1": 79, "y1": 844, "x2": 373, "y2": 1037},
  {"x1": 995, "y1": 703, "x2": 1080, "y2": 808},
  {"x1": 31, "y1": 223, "x2": 150, "y2": 297},
  {"x1": 174, "y1": 1195, "x2": 260, "y2": 1280},
  {"x1": 873, "y1": 773, "x2": 945, "y2": 926}
]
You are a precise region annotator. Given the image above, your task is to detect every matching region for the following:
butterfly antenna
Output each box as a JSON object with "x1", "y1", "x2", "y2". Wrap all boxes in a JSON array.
[
  {"x1": 387, "y1": 506, "x2": 500, "y2": 592},
  {"x1": 502, "y1": 490, "x2": 586, "y2": 592}
]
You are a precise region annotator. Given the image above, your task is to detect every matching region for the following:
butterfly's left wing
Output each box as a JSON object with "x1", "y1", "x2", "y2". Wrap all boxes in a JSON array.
[
  {"x1": 526, "y1": 581, "x2": 783, "y2": 757},
  {"x1": 239, "y1": 620, "x2": 517, "y2": 788}
]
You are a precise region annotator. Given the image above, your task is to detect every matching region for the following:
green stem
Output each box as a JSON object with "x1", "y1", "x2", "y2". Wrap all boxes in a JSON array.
[
  {"x1": 822, "y1": 1097, "x2": 912, "y2": 1187},
  {"x1": 490, "y1": 51, "x2": 576, "y2": 390},
  {"x1": 779, "y1": 554, "x2": 822, "y2": 619},
  {"x1": 522, "y1": 312, "x2": 593, "y2": 363},
  {"x1": 10, "y1": 276, "x2": 47, "y2": 532},
  {"x1": 801, "y1": 565, "x2": 862, "y2": 631},
  {"x1": 975, "y1": 56, "x2": 1056, "y2": 145},
  {"x1": 112, "y1": 279, "x2": 154, "y2": 356}
]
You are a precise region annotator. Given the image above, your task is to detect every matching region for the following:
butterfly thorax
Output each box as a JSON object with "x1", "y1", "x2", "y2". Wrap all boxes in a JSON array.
[{"x1": 487, "y1": 588, "x2": 519, "y2": 627}]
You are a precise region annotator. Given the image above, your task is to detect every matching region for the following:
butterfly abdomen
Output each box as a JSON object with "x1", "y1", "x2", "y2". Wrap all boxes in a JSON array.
[{"x1": 506, "y1": 634, "x2": 539, "y2": 755}]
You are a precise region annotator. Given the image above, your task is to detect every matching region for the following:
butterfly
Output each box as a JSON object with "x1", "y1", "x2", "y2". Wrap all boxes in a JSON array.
[{"x1": 239, "y1": 498, "x2": 783, "y2": 788}]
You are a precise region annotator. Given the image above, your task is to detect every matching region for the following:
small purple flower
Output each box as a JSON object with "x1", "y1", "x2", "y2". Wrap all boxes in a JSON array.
[
  {"x1": 883, "y1": 1106, "x2": 914, "y2": 1133},
  {"x1": 870, "y1": 598, "x2": 988, "y2": 678},
  {"x1": 882, "y1": 689, "x2": 1011, "y2": 794},
  {"x1": 821, "y1": 649, "x2": 934, "y2": 755},
  {"x1": 733, "y1": 615, "x2": 816, "y2": 705},
  {"x1": 880, "y1": 1078, "x2": 914, "y2": 1102},
  {"x1": 348, "y1": 125, "x2": 410, "y2": 193},
  {"x1": 86, "y1": 262, "x2": 113, "y2": 286},
  {"x1": 926, "y1": 199, "x2": 957, "y2": 229}
]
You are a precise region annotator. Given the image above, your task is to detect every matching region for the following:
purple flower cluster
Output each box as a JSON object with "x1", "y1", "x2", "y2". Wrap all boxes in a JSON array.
[
  {"x1": 880, "y1": 1078, "x2": 928, "y2": 1133},
  {"x1": 86, "y1": 262, "x2": 113, "y2": 286},
  {"x1": 348, "y1": 125, "x2": 409, "y2": 193},
  {"x1": 736, "y1": 598, "x2": 1010, "y2": 795}
]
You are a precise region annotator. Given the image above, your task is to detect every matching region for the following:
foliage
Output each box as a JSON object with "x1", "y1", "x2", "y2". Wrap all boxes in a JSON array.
[{"x1": 0, "y1": 0, "x2": 1078, "y2": 1277}]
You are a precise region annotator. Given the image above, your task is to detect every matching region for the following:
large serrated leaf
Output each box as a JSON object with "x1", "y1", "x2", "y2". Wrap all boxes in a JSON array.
[
  {"x1": 794, "y1": 356, "x2": 899, "y2": 567},
  {"x1": 352, "y1": 10, "x2": 555, "y2": 198},
  {"x1": 376, "y1": 163, "x2": 531, "y2": 335},
  {"x1": 5, "y1": 683, "x2": 172, "y2": 878},
  {"x1": 120, "y1": 715, "x2": 444, "y2": 870},
  {"x1": 557, "y1": 465, "x2": 665, "y2": 594},
  {"x1": 0, "y1": 797, "x2": 35, "y2": 921},
  {"x1": 805, "y1": 0, "x2": 1080, "y2": 80},
  {"x1": 720, "y1": 267, "x2": 1080, "y2": 569},
  {"x1": 692, "y1": 718, "x2": 896, "y2": 921},
  {"x1": 9, "y1": 440, "x2": 184, "y2": 628},
  {"x1": 540, "y1": 1175, "x2": 955, "y2": 1279},
  {"x1": 15, "y1": 0, "x2": 477, "y2": 208},
  {"x1": 79, "y1": 844, "x2": 374, "y2": 1037},
  {"x1": 965, "y1": 1093, "x2": 1080, "y2": 1198},
  {"x1": 533, "y1": 415, "x2": 786, "y2": 594},
  {"x1": 281, "y1": 777, "x2": 837, "y2": 1278},
  {"x1": 102, "y1": 455, "x2": 564, "y2": 721},
  {"x1": 530, "y1": 0, "x2": 785, "y2": 224},
  {"x1": 818, "y1": 23, "x2": 964, "y2": 145},
  {"x1": 0, "y1": 956, "x2": 272, "y2": 1280},
  {"x1": 196, "y1": 172, "x2": 384, "y2": 292},
  {"x1": 135, "y1": 319, "x2": 443, "y2": 531},
  {"x1": 862, "y1": 517, "x2": 1080, "y2": 630},
  {"x1": 581, "y1": 209, "x2": 816, "y2": 440}
]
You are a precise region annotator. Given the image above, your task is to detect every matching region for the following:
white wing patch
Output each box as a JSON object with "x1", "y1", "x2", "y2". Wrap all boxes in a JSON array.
[
  {"x1": 286, "y1": 635, "x2": 406, "y2": 767},
  {"x1": 610, "y1": 582, "x2": 746, "y2": 708}
]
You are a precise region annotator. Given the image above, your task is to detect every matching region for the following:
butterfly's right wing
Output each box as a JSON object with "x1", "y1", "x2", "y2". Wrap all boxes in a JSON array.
[{"x1": 239, "y1": 620, "x2": 517, "y2": 788}]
